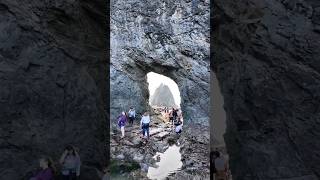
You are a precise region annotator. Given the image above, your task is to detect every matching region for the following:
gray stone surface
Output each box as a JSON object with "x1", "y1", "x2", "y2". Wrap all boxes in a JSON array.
[
  {"x1": 110, "y1": 0, "x2": 210, "y2": 125},
  {"x1": 213, "y1": 0, "x2": 320, "y2": 179},
  {"x1": 0, "y1": 0, "x2": 107, "y2": 179}
]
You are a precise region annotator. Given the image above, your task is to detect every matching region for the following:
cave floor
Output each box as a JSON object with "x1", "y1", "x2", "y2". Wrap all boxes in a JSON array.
[{"x1": 110, "y1": 114, "x2": 210, "y2": 179}]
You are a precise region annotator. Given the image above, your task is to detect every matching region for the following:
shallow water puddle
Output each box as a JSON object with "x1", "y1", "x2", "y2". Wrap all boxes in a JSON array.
[{"x1": 147, "y1": 145, "x2": 183, "y2": 180}]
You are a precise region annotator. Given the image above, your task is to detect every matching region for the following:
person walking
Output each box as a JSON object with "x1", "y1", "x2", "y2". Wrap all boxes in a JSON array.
[
  {"x1": 210, "y1": 151, "x2": 216, "y2": 180},
  {"x1": 102, "y1": 166, "x2": 109, "y2": 180},
  {"x1": 175, "y1": 121, "x2": 183, "y2": 134},
  {"x1": 163, "y1": 107, "x2": 169, "y2": 122},
  {"x1": 169, "y1": 108, "x2": 174, "y2": 125},
  {"x1": 192, "y1": 0, "x2": 199, "y2": 14},
  {"x1": 117, "y1": 112, "x2": 127, "y2": 138},
  {"x1": 177, "y1": 109, "x2": 182, "y2": 119},
  {"x1": 30, "y1": 157, "x2": 55, "y2": 180},
  {"x1": 59, "y1": 145, "x2": 81, "y2": 180},
  {"x1": 140, "y1": 112, "x2": 151, "y2": 140},
  {"x1": 172, "y1": 108, "x2": 178, "y2": 123},
  {"x1": 128, "y1": 107, "x2": 136, "y2": 125},
  {"x1": 214, "y1": 151, "x2": 228, "y2": 180}
]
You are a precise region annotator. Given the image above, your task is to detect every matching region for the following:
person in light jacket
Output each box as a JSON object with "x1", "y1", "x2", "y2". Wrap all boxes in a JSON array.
[
  {"x1": 59, "y1": 145, "x2": 81, "y2": 180},
  {"x1": 140, "y1": 112, "x2": 151, "y2": 139},
  {"x1": 128, "y1": 107, "x2": 136, "y2": 125}
]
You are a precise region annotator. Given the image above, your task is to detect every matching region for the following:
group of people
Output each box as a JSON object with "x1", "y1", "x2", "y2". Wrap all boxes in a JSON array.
[
  {"x1": 162, "y1": 107, "x2": 182, "y2": 123},
  {"x1": 29, "y1": 145, "x2": 80, "y2": 180},
  {"x1": 29, "y1": 145, "x2": 109, "y2": 180},
  {"x1": 210, "y1": 150, "x2": 230, "y2": 180},
  {"x1": 162, "y1": 107, "x2": 183, "y2": 134},
  {"x1": 117, "y1": 107, "x2": 151, "y2": 139},
  {"x1": 117, "y1": 106, "x2": 184, "y2": 140}
]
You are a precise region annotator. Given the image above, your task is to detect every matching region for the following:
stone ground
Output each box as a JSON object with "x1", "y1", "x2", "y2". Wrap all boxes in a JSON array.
[{"x1": 110, "y1": 114, "x2": 210, "y2": 180}]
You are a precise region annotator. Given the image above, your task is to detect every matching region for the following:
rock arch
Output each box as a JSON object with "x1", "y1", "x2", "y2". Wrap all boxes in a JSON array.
[
  {"x1": 110, "y1": 0, "x2": 210, "y2": 125},
  {"x1": 111, "y1": 60, "x2": 209, "y2": 125}
]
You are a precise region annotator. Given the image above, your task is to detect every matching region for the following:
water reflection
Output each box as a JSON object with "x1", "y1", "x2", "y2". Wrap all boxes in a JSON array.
[{"x1": 147, "y1": 145, "x2": 183, "y2": 180}]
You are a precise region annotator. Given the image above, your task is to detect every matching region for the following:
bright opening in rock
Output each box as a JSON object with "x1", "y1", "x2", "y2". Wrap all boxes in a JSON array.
[
  {"x1": 212, "y1": 72, "x2": 227, "y2": 148},
  {"x1": 147, "y1": 72, "x2": 181, "y2": 108},
  {"x1": 211, "y1": 72, "x2": 233, "y2": 178}
]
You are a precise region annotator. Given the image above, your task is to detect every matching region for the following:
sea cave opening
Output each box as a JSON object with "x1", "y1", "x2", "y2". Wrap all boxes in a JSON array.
[
  {"x1": 211, "y1": 72, "x2": 233, "y2": 179},
  {"x1": 145, "y1": 71, "x2": 184, "y2": 179}
]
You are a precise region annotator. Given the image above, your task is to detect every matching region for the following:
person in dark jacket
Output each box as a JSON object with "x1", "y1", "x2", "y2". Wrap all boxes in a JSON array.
[
  {"x1": 169, "y1": 108, "x2": 174, "y2": 125},
  {"x1": 172, "y1": 108, "x2": 178, "y2": 122},
  {"x1": 30, "y1": 157, "x2": 55, "y2": 180}
]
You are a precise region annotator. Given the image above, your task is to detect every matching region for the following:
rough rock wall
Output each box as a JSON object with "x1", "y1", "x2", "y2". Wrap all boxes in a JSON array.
[
  {"x1": 111, "y1": 0, "x2": 210, "y2": 125},
  {"x1": 213, "y1": 0, "x2": 320, "y2": 179},
  {"x1": 0, "y1": 0, "x2": 107, "y2": 179}
]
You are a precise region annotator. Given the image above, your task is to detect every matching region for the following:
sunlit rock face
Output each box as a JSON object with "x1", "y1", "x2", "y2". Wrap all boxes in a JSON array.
[
  {"x1": 0, "y1": 0, "x2": 107, "y2": 179},
  {"x1": 110, "y1": 0, "x2": 210, "y2": 125},
  {"x1": 213, "y1": 0, "x2": 320, "y2": 179}
]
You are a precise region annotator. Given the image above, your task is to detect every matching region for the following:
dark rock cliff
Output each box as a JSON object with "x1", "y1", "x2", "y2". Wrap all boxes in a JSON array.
[
  {"x1": 0, "y1": 0, "x2": 107, "y2": 179},
  {"x1": 213, "y1": 0, "x2": 320, "y2": 179}
]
